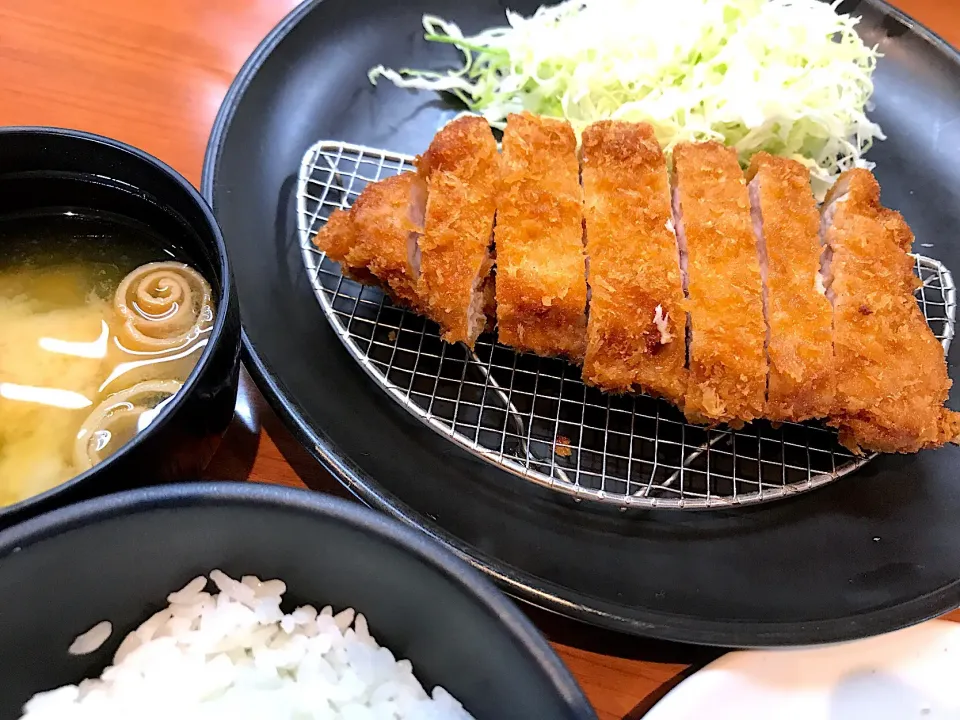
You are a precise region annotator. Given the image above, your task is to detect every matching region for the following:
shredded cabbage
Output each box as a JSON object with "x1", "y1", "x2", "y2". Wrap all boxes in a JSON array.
[{"x1": 369, "y1": 0, "x2": 884, "y2": 198}]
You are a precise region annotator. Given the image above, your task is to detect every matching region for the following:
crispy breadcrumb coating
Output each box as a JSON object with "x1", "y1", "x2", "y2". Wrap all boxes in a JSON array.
[
  {"x1": 823, "y1": 169, "x2": 960, "y2": 453},
  {"x1": 581, "y1": 120, "x2": 687, "y2": 401},
  {"x1": 495, "y1": 112, "x2": 587, "y2": 360},
  {"x1": 747, "y1": 153, "x2": 835, "y2": 422},
  {"x1": 416, "y1": 116, "x2": 500, "y2": 348},
  {"x1": 313, "y1": 173, "x2": 425, "y2": 308},
  {"x1": 674, "y1": 141, "x2": 766, "y2": 424}
]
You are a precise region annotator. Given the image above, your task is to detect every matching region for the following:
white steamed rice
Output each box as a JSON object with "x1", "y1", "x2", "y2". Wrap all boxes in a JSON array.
[{"x1": 21, "y1": 571, "x2": 475, "y2": 720}]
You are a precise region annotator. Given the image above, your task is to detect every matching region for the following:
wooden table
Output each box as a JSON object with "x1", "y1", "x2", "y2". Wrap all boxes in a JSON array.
[{"x1": 2, "y1": 1, "x2": 958, "y2": 716}]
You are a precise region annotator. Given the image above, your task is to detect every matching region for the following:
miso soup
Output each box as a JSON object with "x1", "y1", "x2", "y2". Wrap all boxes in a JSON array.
[{"x1": 0, "y1": 211, "x2": 215, "y2": 506}]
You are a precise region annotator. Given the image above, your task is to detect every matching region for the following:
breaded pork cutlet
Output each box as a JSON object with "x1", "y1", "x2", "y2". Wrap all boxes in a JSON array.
[
  {"x1": 821, "y1": 169, "x2": 960, "y2": 453},
  {"x1": 416, "y1": 116, "x2": 500, "y2": 349},
  {"x1": 495, "y1": 112, "x2": 587, "y2": 360},
  {"x1": 747, "y1": 153, "x2": 835, "y2": 422},
  {"x1": 673, "y1": 141, "x2": 767, "y2": 425},
  {"x1": 312, "y1": 205, "x2": 377, "y2": 286},
  {"x1": 580, "y1": 121, "x2": 688, "y2": 401},
  {"x1": 313, "y1": 172, "x2": 426, "y2": 310}
]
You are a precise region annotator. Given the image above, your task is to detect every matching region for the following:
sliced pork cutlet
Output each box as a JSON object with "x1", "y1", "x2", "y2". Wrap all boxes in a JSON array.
[
  {"x1": 581, "y1": 120, "x2": 687, "y2": 401},
  {"x1": 673, "y1": 141, "x2": 767, "y2": 425},
  {"x1": 495, "y1": 112, "x2": 587, "y2": 360},
  {"x1": 416, "y1": 116, "x2": 500, "y2": 349},
  {"x1": 821, "y1": 169, "x2": 960, "y2": 453},
  {"x1": 312, "y1": 206, "x2": 377, "y2": 286},
  {"x1": 747, "y1": 153, "x2": 834, "y2": 422},
  {"x1": 312, "y1": 172, "x2": 426, "y2": 310}
]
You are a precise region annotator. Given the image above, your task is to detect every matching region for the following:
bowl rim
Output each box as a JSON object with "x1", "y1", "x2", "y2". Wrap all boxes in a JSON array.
[
  {"x1": 0, "y1": 480, "x2": 596, "y2": 718},
  {"x1": 0, "y1": 126, "x2": 237, "y2": 521}
]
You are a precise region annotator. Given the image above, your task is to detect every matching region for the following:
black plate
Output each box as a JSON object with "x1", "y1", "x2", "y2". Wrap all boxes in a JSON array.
[{"x1": 202, "y1": 0, "x2": 960, "y2": 645}]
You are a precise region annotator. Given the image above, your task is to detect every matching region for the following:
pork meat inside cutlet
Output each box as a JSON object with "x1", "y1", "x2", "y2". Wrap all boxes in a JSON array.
[
  {"x1": 416, "y1": 116, "x2": 500, "y2": 349},
  {"x1": 672, "y1": 141, "x2": 766, "y2": 425},
  {"x1": 580, "y1": 120, "x2": 687, "y2": 400},
  {"x1": 495, "y1": 112, "x2": 587, "y2": 360},
  {"x1": 312, "y1": 172, "x2": 426, "y2": 310},
  {"x1": 821, "y1": 169, "x2": 960, "y2": 453},
  {"x1": 747, "y1": 153, "x2": 835, "y2": 422}
]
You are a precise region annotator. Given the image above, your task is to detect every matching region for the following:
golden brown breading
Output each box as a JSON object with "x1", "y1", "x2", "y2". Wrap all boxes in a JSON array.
[
  {"x1": 495, "y1": 112, "x2": 587, "y2": 360},
  {"x1": 350, "y1": 173, "x2": 425, "y2": 310},
  {"x1": 314, "y1": 207, "x2": 355, "y2": 265},
  {"x1": 416, "y1": 116, "x2": 500, "y2": 348},
  {"x1": 747, "y1": 153, "x2": 835, "y2": 422},
  {"x1": 674, "y1": 141, "x2": 766, "y2": 424},
  {"x1": 823, "y1": 169, "x2": 960, "y2": 453},
  {"x1": 313, "y1": 207, "x2": 360, "y2": 274},
  {"x1": 579, "y1": 121, "x2": 688, "y2": 401},
  {"x1": 312, "y1": 173, "x2": 424, "y2": 307}
]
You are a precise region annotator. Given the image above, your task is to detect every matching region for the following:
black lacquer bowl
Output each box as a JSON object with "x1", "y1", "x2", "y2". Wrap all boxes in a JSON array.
[
  {"x1": 0, "y1": 482, "x2": 595, "y2": 719},
  {"x1": 203, "y1": 0, "x2": 960, "y2": 644},
  {"x1": 0, "y1": 127, "x2": 241, "y2": 527}
]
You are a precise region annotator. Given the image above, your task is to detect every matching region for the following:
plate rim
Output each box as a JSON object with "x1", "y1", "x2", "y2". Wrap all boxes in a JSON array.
[{"x1": 201, "y1": 0, "x2": 960, "y2": 645}]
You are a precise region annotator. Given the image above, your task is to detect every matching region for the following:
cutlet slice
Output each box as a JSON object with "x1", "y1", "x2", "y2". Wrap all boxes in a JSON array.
[
  {"x1": 495, "y1": 112, "x2": 587, "y2": 360},
  {"x1": 416, "y1": 116, "x2": 500, "y2": 349},
  {"x1": 313, "y1": 172, "x2": 426, "y2": 310},
  {"x1": 747, "y1": 153, "x2": 834, "y2": 422},
  {"x1": 312, "y1": 207, "x2": 377, "y2": 285},
  {"x1": 580, "y1": 121, "x2": 687, "y2": 400},
  {"x1": 673, "y1": 141, "x2": 767, "y2": 424},
  {"x1": 821, "y1": 169, "x2": 960, "y2": 453}
]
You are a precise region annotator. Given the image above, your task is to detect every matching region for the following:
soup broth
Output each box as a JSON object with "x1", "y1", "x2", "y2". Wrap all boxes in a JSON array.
[{"x1": 0, "y1": 212, "x2": 214, "y2": 506}]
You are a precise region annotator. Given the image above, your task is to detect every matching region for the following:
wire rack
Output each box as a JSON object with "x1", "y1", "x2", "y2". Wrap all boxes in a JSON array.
[{"x1": 296, "y1": 140, "x2": 957, "y2": 510}]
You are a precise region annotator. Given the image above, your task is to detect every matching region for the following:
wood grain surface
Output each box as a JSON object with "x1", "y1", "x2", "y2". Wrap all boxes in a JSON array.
[{"x1": 2, "y1": 1, "x2": 958, "y2": 717}]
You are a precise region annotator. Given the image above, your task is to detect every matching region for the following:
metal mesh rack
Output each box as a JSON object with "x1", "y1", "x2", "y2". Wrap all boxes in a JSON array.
[{"x1": 296, "y1": 140, "x2": 957, "y2": 510}]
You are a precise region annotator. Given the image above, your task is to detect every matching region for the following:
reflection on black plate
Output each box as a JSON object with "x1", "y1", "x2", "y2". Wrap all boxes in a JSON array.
[{"x1": 203, "y1": 0, "x2": 960, "y2": 645}]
